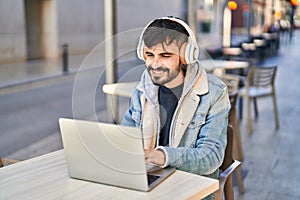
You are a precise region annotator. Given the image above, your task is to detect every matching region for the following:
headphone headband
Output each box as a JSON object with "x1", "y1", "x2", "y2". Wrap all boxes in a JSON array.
[
  {"x1": 159, "y1": 17, "x2": 197, "y2": 45},
  {"x1": 137, "y1": 17, "x2": 199, "y2": 64}
]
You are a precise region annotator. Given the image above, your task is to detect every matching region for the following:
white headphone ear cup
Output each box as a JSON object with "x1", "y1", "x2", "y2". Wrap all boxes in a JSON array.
[
  {"x1": 193, "y1": 44, "x2": 199, "y2": 62},
  {"x1": 185, "y1": 42, "x2": 192, "y2": 64},
  {"x1": 185, "y1": 42, "x2": 198, "y2": 64},
  {"x1": 137, "y1": 41, "x2": 145, "y2": 60}
]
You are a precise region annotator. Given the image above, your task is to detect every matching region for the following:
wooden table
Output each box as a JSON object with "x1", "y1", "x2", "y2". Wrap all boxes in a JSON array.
[
  {"x1": 102, "y1": 81, "x2": 138, "y2": 98},
  {"x1": 200, "y1": 59, "x2": 249, "y2": 72},
  {"x1": 222, "y1": 47, "x2": 243, "y2": 56},
  {"x1": 199, "y1": 59, "x2": 249, "y2": 76},
  {"x1": 0, "y1": 150, "x2": 219, "y2": 200}
]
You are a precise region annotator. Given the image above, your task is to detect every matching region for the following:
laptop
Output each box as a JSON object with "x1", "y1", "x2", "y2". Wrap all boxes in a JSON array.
[{"x1": 58, "y1": 118, "x2": 175, "y2": 192}]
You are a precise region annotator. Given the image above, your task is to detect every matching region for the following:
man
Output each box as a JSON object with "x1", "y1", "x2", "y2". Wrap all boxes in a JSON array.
[{"x1": 122, "y1": 17, "x2": 230, "y2": 181}]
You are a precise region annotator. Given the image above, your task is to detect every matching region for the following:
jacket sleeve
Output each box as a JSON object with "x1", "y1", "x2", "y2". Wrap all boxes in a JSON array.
[
  {"x1": 158, "y1": 83, "x2": 230, "y2": 175},
  {"x1": 121, "y1": 89, "x2": 142, "y2": 128}
]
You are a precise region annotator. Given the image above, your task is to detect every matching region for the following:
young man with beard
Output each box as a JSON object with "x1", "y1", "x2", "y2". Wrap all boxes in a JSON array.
[{"x1": 121, "y1": 17, "x2": 230, "y2": 198}]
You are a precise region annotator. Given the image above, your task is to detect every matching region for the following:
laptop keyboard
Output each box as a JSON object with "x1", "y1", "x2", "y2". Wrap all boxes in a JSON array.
[{"x1": 147, "y1": 174, "x2": 160, "y2": 185}]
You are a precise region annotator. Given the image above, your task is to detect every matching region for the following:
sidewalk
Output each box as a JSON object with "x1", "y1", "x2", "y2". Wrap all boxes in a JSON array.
[
  {"x1": 235, "y1": 30, "x2": 300, "y2": 199},
  {"x1": 0, "y1": 54, "x2": 87, "y2": 88}
]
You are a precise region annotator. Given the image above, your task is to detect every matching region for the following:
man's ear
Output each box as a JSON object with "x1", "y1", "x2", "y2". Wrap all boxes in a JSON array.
[{"x1": 179, "y1": 42, "x2": 187, "y2": 64}]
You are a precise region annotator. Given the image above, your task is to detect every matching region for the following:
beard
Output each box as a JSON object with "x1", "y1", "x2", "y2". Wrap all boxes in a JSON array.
[{"x1": 147, "y1": 65, "x2": 180, "y2": 86}]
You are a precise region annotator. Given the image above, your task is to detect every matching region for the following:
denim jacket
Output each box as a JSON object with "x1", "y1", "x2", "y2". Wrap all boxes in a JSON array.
[{"x1": 121, "y1": 61, "x2": 230, "y2": 179}]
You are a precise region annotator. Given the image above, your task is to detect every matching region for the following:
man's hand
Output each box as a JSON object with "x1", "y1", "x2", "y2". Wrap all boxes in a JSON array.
[{"x1": 144, "y1": 149, "x2": 166, "y2": 166}]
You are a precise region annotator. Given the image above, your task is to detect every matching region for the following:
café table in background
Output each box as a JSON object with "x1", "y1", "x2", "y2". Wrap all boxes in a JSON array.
[{"x1": 199, "y1": 59, "x2": 249, "y2": 77}]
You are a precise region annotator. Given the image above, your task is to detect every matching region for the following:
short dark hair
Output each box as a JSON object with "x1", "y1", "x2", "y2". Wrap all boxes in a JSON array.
[{"x1": 142, "y1": 17, "x2": 189, "y2": 49}]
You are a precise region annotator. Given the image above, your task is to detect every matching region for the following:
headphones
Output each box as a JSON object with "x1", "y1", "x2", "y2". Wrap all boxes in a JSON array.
[{"x1": 137, "y1": 16, "x2": 199, "y2": 64}]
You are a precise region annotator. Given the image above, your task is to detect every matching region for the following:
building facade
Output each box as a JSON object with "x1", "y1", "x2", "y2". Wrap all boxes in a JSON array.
[
  {"x1": 0, "y1": 0, "x2": 298, "y2": 64},
  {"x1": 0, "y1": 0, "x2": 184, "y2": 64}
]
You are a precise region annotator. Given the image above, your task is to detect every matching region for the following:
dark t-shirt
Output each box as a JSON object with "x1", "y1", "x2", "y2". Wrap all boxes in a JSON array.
[{"x1": 158, "y1": 84, "x2": 183, "y2": 146}]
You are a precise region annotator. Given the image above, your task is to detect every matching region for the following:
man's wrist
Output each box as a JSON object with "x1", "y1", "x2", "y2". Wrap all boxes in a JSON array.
[{"x1": 155, "y1": 146, "x2": 169, "y2": 168}]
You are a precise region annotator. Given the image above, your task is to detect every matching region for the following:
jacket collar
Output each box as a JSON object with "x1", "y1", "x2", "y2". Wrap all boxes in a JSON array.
[
  {"x1": 183, "y1": 61, "x2": 209, "y2": 96},
  {"x1": 136, "y1": 70, "x2": 159, "y2": 105}
]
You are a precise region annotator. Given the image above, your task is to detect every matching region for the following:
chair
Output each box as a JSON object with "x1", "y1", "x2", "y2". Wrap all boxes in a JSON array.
[
  {"x1": 214, "y1": 125, "x2": 241, "y2": 200},
  {"x1": 221, "y1": 74, "x2": 245, "y2": 194},
  {"x1": 221, "y1": 74, "x2": 239, "y2": 96},
  {"x1": 238, "y1": 66, "x2": 279, "y2": 133}
]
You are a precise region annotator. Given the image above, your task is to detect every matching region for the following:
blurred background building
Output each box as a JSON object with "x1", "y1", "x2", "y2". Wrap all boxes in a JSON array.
[
  {"x1": 0, "y1": 0, "x2": 186, "y2": 64},
  {"x1": 0, "y1": 0, "x2": 299, "y2": 63}
]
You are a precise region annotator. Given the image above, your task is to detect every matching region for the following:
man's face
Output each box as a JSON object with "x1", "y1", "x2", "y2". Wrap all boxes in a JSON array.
[{"x1": 143, "y1": 41, "x2": 185, "y2": 88}]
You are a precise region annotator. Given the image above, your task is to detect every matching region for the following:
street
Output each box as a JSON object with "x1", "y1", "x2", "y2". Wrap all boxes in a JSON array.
[{"x1": 0, "y1": 59, "x2": 145, "y2": 159}]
